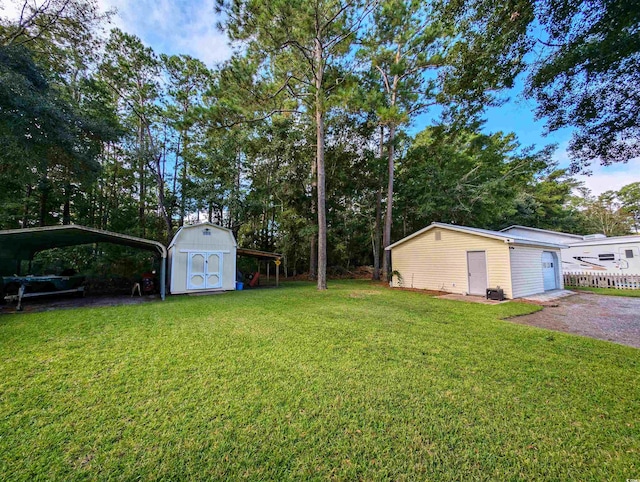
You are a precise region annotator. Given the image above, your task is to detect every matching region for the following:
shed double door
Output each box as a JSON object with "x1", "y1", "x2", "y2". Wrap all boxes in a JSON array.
[
  {"x1": 467, "y1": 251, "x2": 488, "y2": 296},
  {"x1": 187, "y1": 252, "x2": 223, "y2": 290}
]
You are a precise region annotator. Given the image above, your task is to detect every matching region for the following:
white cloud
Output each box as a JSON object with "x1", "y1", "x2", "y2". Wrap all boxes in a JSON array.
[
  {"x1": 0, "y1": 1, "x2": 23, "y2": 18},
  {"x1": 552, "y1": 142, "x2": 640, "y2": 195},
  {"x1": 574, "y1": 158, "x2": 640, "y2": 195},
  {"x1": 1, "y1": 0, "x2": 233, "y2": 65},
  {"x1": 98, "y1": 0, "x2": 232, "y2": 66}
]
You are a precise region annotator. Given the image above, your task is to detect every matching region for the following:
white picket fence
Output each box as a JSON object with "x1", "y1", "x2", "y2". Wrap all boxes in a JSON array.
[{"x1": 564, "y1": 272, "x2": 640, "y2": 290}]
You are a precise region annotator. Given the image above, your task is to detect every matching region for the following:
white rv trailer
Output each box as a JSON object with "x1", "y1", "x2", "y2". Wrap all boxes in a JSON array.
[
  {"x1": 501, "y1": 226, "x2": 640, "y2": 275},
  {"x1": 561, "y1": 236, "x2": 640, "y2": 275}
]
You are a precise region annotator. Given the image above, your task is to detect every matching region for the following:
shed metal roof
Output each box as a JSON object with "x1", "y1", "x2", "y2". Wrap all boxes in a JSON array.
[
  {"x1": 500, "y1": 225, "x2": 585, "y2": 240},
  {"x1": 385, "y1": 222, "x2": 566, "y2": 250},
  {"x1": 168, "y1": 222, "x2": 237, "y2": 249}
]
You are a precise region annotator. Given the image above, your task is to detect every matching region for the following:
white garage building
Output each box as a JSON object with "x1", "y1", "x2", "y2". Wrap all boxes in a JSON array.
[
  {"x1": 168, "y1": 222, "x2": 237, "y2": 294},
  {"x1": 386, "y1": 222, "x2": 564, "y2": 299}
]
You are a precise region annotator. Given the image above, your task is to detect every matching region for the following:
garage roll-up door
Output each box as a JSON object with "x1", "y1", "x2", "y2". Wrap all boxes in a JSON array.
[{"x1": 542, "y1": 251, "x2": 557, "y2": 291}]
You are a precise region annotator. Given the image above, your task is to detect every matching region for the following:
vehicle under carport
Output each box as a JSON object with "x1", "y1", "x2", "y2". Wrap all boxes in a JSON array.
[{"x1": 0, "y1": 225, "x2": 167, "y2": 310}]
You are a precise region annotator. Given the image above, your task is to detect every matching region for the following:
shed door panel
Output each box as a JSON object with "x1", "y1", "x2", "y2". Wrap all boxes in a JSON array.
[
  {"x1": 542, "y1": 251, "x2": 557, "y2": 290},
  {"x1": 206, "y1": 253, "x2": 222, "y2": 289},
  {"x1": 467, "y1": 251, "x2": 488, "y2": 296},
  {"x1": 187, "y1": 253, "x2": 206, "y2": 290},
  {"x1": 187, "y1": 252, "x2": 223, "y2": 290}
]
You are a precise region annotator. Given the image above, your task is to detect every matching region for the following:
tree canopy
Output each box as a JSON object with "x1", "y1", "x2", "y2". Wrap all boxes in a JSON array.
[
  {"x1": 527, "y1": 0, "x2": 640, "y2": 172},
  {"x1": 0, "y1": 0, "x2": 636, "y2": 287}
]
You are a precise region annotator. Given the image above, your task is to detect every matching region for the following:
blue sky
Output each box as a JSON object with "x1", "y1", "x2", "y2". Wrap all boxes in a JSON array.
[{"x1": 4, "y1": 0, "x2": 638, "y2": 195}]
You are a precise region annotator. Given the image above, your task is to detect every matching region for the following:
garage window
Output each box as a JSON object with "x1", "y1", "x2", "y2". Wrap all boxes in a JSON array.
[
  {"x1": 626, "y1": 249, "x2": 634, "y2": 259},
  {"x1": 598, "y1": 253, "x2": 615, "y2": 261}
]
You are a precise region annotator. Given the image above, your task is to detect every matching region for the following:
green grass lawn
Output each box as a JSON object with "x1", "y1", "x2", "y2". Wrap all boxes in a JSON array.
[
  {"x1": 1, "y1": 280, "x2": 638, "y2": 480},
  {"x1": 572, "y1": 286, "x2": 640, "y2": 297}
]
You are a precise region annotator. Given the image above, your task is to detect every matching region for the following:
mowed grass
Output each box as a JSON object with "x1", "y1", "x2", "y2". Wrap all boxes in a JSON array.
[
  {"x1": 0, "y1": 281, "x2": 638, "y2": 480},
  {"x1": 573, "y1": 286, "x2": 640, "y2": 297}
]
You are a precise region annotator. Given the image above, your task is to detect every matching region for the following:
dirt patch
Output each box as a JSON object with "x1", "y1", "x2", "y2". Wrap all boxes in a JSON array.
[
  {"x1": 1, "y1": 294, "x2": 159, "y2": 315},
  {"x1": 437, "y1": 293, "x2": 508, "y2": 305},
  {"x1": 508, "y1": 292, "x2": 640, "y2": 349},
  {"x1": 390, "y1": 286, "x2": 447, "y2": 296},
  {"x1": 286, "y1": 266, "x2": 376, "y2": 281}
]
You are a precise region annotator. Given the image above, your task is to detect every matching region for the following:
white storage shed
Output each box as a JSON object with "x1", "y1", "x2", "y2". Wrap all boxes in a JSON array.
[
  {"x1": 168, "y1": 222, "x2": 237, "y2": 294},
  {"x1": 386, "y1": 222, "x2": 564, "y2": 299}
]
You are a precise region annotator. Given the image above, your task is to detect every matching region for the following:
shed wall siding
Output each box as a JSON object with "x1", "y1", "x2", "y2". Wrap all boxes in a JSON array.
[
  {"x1": 390, "y1": 229, "x2": 513, "y2": 298},
  {"x1": 169, "y1": 225, "x2": 237, "y2": 294}
]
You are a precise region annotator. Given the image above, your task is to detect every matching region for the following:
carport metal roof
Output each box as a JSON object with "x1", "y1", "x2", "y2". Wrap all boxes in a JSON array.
[
  {"x1": 0, "y1": 225, "x2": 167, "y2": 299},
  {"x1": 0, "y1": 225, "x2": 167, "y2": 259},
  {"x1": 237, "y1": 248, "x2": 282, "y2": 260}
]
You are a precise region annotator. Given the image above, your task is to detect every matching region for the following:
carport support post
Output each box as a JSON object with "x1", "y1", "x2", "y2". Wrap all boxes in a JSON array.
[
  {"x1": 160, "y1": 256, "x2": 166, "y2": 300},
  {"x1": 276, "y1": 260, "x2": 279, "y2": 288}
]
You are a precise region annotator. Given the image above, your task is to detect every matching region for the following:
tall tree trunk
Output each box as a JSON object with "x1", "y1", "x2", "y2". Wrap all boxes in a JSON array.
[
  {"x1": 38, "y1": 174, "x2": 49, "y2": 227},
  {"x1": 180, "y1": 135, "x2": 188, "y2": 227},
  {"x1": 142, "y1": 117, "x2": 173, "y2": 244},
  {"x1": 314, "y1": 37, "x2": 327, "y2": 290},
  {"x1": 171, "y1": 133, "x2": 181, "y2": 225},
  {"x1": 372, "y1": 126, "x2": 385, "y2": 281},
  {"x1": 107, "y1": 149, "x2": 120, "y2": 230},
  {"x1": 373, "y1": 187, "x2": 382, "y2": 280},
  {"x1": 62, "y1": 183, "x2": 71, "y2": 225},
  {"x1": 270, "y1": 171, "x2": 276, "y2": 248},
  {"x1": 309, "y1": 226, "x2": 317, "y2": 278},
  {"x1": 309, "y1": 157, "x2": 318, "y2": 279},
  {"x1": 38, "y1": 191, "x2": 47, "y2": 227},
  {"x1": 230, "y1": 148, "x2": 241, "y2": 232},
  {"x1": 88, "y1": 187, "x2": 95, "y2": 227},
  {"x1": 22, "y1": 184, "x2": 32, "y2": 228},
  {"x1": 152, "y1": 153, "x2": 173, "y2": 244},
  {"x1": 382, "y1": 123, "x2": 396, "y2": 282},
  {"x1": 138, "y1": 121, "x2": 145, "y2": 236}
]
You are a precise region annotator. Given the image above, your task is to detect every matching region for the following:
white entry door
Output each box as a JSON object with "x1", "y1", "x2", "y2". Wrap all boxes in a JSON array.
[
  {"x1": 542, "y1": 251, "x2": 557, "y2": 291},
  {"x1": 187, "y1": 252, "x2": 223, "y2": 290},
  {"x1": 467, "y1": 251, "x2": 488, "y2": 296}
]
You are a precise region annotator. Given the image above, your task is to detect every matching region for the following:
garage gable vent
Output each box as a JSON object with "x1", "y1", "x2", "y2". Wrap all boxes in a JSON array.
[
  {"x1": 434, "y1": 230, "x2": 441, "y2": 241},
  {"x1": 203, "y1": 228, "x2": 212, "y2": 236}
]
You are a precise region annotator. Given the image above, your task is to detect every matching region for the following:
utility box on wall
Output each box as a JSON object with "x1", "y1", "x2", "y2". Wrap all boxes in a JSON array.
[{"x1": 486, "y1": 288, "x2": 505, "y2": 301}]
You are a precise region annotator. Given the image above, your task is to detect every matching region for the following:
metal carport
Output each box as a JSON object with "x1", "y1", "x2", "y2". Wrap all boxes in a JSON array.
[
  {"x1": 237, "y1": 248, "x2": 283, "y2": 287},
  {"x1": 0, "y1": 225, "x2": 167, "y2": 300}
]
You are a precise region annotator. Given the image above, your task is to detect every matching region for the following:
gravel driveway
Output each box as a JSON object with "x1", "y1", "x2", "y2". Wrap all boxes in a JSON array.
[{"x1": 511, "y1": 292, "x2": 640, "y2": 349}]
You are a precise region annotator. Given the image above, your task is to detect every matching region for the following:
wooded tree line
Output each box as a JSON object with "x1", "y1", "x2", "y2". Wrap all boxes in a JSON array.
[{"x1": 0, "y1": 0, "x2": 638, "y2": 286}]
